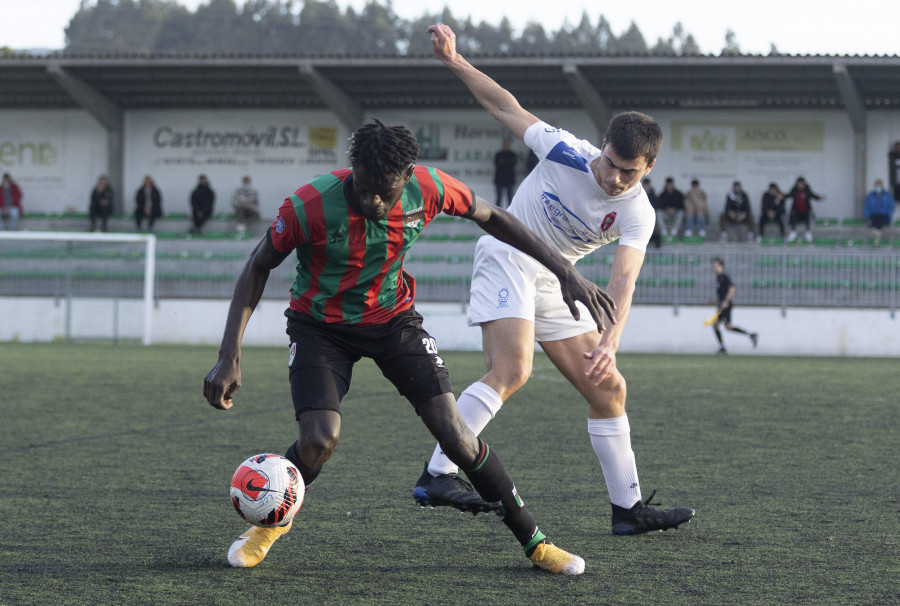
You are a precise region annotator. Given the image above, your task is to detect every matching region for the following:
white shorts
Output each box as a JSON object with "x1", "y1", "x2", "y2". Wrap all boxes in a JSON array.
[{"x1": 466, "y1": 236, "x2": 598, "y2": 342}]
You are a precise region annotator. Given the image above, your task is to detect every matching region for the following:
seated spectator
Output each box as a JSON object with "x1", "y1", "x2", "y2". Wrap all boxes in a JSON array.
[
  {"x1": 0, "y1": 172, "x2": 23, "y2": 231},
  {"x1": 864, "y1": 178, "x2": 895, "y2": 246},
  {"x1": 720, "y1": 181, "x2": 755, "y2": 242},
  {"x1": 135, "y1": 175, "x2": 163, "y2": 232},
  {"x1": 89, "y1": 175, "x2": 114, "y2": 232},
  {"x1": 757, "y1": 182, "x2": 786, "y2": 241},
  {"x1": 189, "y1": 174, "x2": 215, "y2": 235},
  {"x1": 683, "y1": 179, "x2": 708, "y2": 238},
  {"x1": 656, "y1": 177, "x2": 684, "y2": 240},
  {"x1": 231, "y1": 175, "x2": 260, "y2": 236},
  {"x1": 783, "y1": 176, "x2": 825, "y2": 243},
  {"x1": 642, "y1": 177, "x2": 662, "y2": 248}
]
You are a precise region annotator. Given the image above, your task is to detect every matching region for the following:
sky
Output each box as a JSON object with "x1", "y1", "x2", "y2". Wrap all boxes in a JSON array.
[{"x1": 3, "y1": 0, "x2": 898, "y2": 56}]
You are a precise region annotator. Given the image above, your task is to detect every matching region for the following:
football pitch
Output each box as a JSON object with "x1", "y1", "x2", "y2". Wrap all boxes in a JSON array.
[{"x1": 0, "y1": 343, "x2": 897, "y2": 605}]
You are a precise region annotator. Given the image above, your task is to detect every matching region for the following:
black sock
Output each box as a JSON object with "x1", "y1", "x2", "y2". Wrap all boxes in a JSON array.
[
  {"x1": 730, "y1": 326, "x2": 750, "y2": 336},
  {"x1": 284, "y1": 441, "x2": 321, "y2": 488},
  {"x1": 714, "y1": 327, "x2": 724, "y2": 345},
  {"x1": 463, "y1": 440, "x2": 546, "y2": 554}
]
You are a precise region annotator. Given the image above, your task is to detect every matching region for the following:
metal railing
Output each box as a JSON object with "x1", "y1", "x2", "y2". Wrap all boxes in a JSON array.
[{"x1": 1, "y1": 239, "x2": 898, "y2": 317}]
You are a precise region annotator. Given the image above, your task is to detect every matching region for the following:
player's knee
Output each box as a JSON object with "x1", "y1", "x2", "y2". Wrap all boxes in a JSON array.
[
  {"x1": 486, "y1": 362, "x2": 531, "y2": 398},
  {"x1": 592, "y1": 372, "x2": 627, "y2": 415}
]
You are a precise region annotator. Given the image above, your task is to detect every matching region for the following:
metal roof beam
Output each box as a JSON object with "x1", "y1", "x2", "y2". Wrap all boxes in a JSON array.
[
  {"x1": 45, "y1": 62, "x2": 125, "y2": 213},
  {"x1": 299, "y1": 61, "x2": 363, "y2": 132},
  {"x1": 46, "y1": 62, "x2": 122, "y2": 131},
  {"x1": 833, "y1": 62, "x2": 866, "y2": 132},
  {"x1": 562, "y1": 63, "x2": 610, "y2": 138},
  {"x1": 833, "y1": 61, "x2": 867, "y2": 216}
]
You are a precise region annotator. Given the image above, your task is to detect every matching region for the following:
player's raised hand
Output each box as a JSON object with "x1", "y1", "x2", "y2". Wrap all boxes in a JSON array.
[
  {"x1": 427, "y1": 24, "x2": 458, "y2": 63},
  {"x1": 558, "y1": 268, "x2": 617, "y2": 333},
  {"x1": 204, "y1": 357, "x2": 241, "y2": 410}
]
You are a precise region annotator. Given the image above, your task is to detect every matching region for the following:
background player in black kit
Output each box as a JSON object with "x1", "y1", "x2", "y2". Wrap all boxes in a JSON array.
[{"x1": 711, "y1": 257, "x2": 758, "y2": 354}]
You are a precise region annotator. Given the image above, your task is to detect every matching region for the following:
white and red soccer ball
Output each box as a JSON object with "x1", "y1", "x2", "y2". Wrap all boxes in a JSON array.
[{"x1": 230, "y1": 453, "x2": 304, "y2": 527}]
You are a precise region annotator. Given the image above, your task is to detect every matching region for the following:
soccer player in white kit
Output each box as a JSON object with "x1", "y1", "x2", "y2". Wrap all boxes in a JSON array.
[{"x1": 413, "y1": 24, "x2": 695, "y2": 535}]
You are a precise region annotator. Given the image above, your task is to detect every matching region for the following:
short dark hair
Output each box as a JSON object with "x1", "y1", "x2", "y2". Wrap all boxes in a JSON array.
[
  {"x1": 604, "y1": 111, "x2": 663, "y2": 166},
  {"x1": 691, "y1": 179, "x2": 699, "y2": 186},
  {"x1": 349, "y1": 120, "x2": 420, "y2": 180},
  {"x1": 713, "y1": 257, "x2": 724, "y2": 267}
]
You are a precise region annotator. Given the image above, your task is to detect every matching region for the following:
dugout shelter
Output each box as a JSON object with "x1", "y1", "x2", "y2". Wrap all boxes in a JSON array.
[{"x1": 1, "y1": 51, "x2": 900, "y2": 222}]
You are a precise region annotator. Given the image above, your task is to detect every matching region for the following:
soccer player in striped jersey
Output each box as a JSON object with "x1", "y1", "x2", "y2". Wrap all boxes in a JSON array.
[
  {"x1": 203, "y1": 120, "x2": 617, "y2": 575},
  {"x1": 415, "y1": 24, "x2": 694, "y2": 537}
]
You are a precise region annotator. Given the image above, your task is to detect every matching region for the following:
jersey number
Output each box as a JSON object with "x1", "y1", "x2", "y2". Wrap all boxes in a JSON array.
[{"x1": 422, "y1": 337, "x2": 445, "y2": 368}]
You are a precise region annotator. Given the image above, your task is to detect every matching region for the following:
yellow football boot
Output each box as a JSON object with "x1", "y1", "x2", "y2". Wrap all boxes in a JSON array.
[
  {"x1": 527, "y1": 542, "x2": 586, "y2": 575},
  {"x1": 226, "y1": 520, "x2": 293, "y2": 567}
]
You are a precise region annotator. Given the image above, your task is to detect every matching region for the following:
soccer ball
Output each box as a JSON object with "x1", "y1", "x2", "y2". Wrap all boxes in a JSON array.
[{"x1": 230, "y1": 453, "x2": 304, "y2": 527}]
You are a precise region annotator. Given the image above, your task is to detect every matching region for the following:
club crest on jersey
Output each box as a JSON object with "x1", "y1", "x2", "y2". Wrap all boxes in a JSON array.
[
  {"x1": 275, "y1": 216, "x2": 286, "y2": 233},
  {"x1": 601, "y1": 212, "x2": 617, "y2": 232},
  {"x1": 404, "y1": 207, "x2": 424, "y2": 228}
]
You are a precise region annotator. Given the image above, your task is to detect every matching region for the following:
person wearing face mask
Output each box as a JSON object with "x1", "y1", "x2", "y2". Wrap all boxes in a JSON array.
[{"x1": 864, "y1": 179, "x2": 895, "y2": 246}]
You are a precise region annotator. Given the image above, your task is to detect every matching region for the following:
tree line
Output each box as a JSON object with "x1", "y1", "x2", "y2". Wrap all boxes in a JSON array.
[{"x1": 63, "y1": 0, "x2": 742, "y2": 56}]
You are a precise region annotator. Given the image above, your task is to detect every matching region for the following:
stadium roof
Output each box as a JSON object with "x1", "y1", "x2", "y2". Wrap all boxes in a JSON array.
[{"x1": 2, "y1": 53, "x2": 900, "y2": 114}]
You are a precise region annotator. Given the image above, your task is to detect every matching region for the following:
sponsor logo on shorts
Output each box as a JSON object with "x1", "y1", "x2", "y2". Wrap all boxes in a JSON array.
[
  {"x1": 275, "y1": 216, "x2": 286, "y2": 233},
  {"x1": 601, "y1": 212, "x2": 617, "y2": 232},
  {"x1": 288, "y1": 342, "x2": 297, "y2": 367},
  {"x1": 498, "y1": 288, "x2": 510, "y2": 308}
]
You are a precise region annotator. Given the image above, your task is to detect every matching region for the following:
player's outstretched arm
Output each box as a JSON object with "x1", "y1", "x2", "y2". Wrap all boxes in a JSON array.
[
  {"x1": 583, "y1": 245, "x2": 644, "y2": 386},
  {"x1": 428, "y1": 24, "x2": 539, "y2": 140},
  {"x1": 204, "y1": 235, "x2": 288, "y2": 410},
  {"x1": 467, "y1": 196, "x2": 616, "y2": 330}
]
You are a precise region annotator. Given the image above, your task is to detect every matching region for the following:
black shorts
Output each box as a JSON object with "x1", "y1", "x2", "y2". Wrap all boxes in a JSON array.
[
  {"x1": 718, "y1": 303, "x2": 733, "y2": 324},
  {"x1": 284, "y1": 306, "x2": 452, "y2": 419}
]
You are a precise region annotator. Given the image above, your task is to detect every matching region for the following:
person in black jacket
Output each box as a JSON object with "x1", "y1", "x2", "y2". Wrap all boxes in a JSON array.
[
  {"x1": 135, "y1": 175, "x2": 163, "y2": 231},
  {"x1": 719, "y1": 181, "x2": 755, "y2": 242},
  {"x1": 783, "y1": 176, "x2": 825, "y2": 243},
  {"x1": 89, "y1": 175, "x2": 114, "y2": 232},
  {"x1": 655, "y1": 177, "x2": 684, "y2": 240},
  {"x1": 190, "y1": 174, "x2": 215, "y2": 235},
  {"x1": 757, "y1": 182, "x2": 785, "y2": 241}
]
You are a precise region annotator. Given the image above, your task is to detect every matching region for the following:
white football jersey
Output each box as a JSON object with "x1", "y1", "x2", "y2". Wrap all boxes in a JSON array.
[{"x1": 509, "y1": 121, "x2": 655, "y2": 263}]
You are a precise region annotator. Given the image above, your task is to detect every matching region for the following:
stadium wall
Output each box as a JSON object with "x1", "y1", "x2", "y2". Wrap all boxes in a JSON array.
[
  {"x1": 4, "y1": 106, "x2": 896, "y2": 219},
  {"x1": 1, "y1": 297, "x2": 896, "y2": 357}
]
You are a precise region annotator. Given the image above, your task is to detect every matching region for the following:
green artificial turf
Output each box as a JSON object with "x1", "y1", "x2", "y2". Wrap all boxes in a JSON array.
[{"x1": 0, "y1": 344, "x2": 897, "y2": 605}]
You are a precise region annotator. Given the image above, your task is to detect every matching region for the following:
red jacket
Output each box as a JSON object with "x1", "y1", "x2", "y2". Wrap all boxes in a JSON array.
[{"x1": 0, "y1": 181, "x2": 23, "y2": 212}]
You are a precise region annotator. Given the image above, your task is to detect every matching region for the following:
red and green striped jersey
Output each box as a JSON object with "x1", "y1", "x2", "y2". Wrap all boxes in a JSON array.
[{"x1": 269, "y1": 166, "x2": 474, "y2": 325}]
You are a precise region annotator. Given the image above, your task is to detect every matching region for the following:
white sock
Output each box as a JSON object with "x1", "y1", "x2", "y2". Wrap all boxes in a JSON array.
[
  {"x1": 587, "y1": 415, "x2": 641, "y2": 509},
  {"x1": 427, "y1": 382, "x2": 503, "y2": 476}
]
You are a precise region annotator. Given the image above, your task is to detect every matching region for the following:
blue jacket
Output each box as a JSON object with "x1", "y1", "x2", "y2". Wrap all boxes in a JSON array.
[{"x1": 863, "y1": 190, "x2": 895, "y2": 220}]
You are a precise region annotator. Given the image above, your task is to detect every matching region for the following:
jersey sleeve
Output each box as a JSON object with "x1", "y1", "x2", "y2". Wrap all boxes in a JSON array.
[
  {"x1": 268, "y1": 196, "x2": 305, "y2": 254},
  {"x1": 432, "y1": 168, "x2": 474, "y2": 217},
  {"x1": 617, "y1": 197, "x2": 656, "y2": 253}
]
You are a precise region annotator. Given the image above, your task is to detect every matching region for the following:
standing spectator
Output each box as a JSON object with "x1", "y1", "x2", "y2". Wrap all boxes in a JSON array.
[
  {"x1": 135, "y1": 175, "x2": 163, "y2": 232},
  {"x1": 783, "y1": 176, "x2": 825, "y2": 243},
  {"x1": 683, "y1": 179, "x2": 708, "y2": 238},
  {"x1": 656, "y1": 177, "x2": 684, "y2": 240},
  {"x1": 0, "y1": 172, "x2": 23, "y2": 231},
  {"x1": 231, "y1": 175, "x2": 260, "y2": 236},
  {"x1": 889, "y1": 142, "x2": 900, "y2": 201},
  {"x1": 719, "y1": 181, "x2": 755, "y2": 242},
  {"x1": 493, "y1": 139, "x2": 517, "y2": 208},
  {"x1": 89, "y1": 175, "x2": 114, "y2": 232},
  {"x1": 864, "y1": 179, "x2": 895, "y2": 246},
  {"x1": 525, "y1": 150, "x2": 539, "y2": 174},
  {"x1": 642, "y1": 177, "x2": 662, "y2": 249},
  {"x1": 757, "y1": 182, "x2": 786, "y2": 241},
  {"x1": 711, "y1": 257, "x2": 758, "y2": 354},
  {"x1": 190, "y1": 174, "x2": 215, "y2": 235}
]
